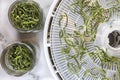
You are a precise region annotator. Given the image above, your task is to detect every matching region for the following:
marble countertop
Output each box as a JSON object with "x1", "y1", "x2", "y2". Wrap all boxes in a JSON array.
[
  {"x1": 37, "y1": 0, "x2": 54, "y2": 80},
  {"x1": 0, "y1": 0, "x2": 54, "y2": 80}
]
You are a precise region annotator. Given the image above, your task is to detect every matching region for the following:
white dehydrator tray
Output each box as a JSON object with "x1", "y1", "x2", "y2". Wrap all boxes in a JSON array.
[{"x1": 44, "y1": 0, "x2": 120, "y2": 80}]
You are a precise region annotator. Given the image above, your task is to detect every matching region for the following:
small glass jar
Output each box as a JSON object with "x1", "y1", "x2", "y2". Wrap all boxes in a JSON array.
[
  {"x1": 8, "y1": 0, "x2": 43, "y2": 33},
  {"x1": 1, "y1": 42, "x2": 36, "y2": 76}
]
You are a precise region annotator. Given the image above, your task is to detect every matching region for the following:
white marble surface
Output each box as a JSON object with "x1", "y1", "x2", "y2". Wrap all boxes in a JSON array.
[
  {"x1": 36, "y1": 0, "x2": 54, "y2": 80},
  {"x1": 0, "y1": 0, "x2": 54, "y2": 80}
]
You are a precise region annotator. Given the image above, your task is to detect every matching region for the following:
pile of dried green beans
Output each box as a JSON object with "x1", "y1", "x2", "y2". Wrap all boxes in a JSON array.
[
  {"x1": 8, "y1": 44, "x2": 33, "y2": 71},
  {"x1": 9, "y1": 1, "x2": 41, "y2": 31}
]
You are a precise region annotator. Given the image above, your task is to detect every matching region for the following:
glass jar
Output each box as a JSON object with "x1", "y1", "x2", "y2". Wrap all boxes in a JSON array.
[
  {"x1": 1, "y1": 42, "x2": 36, "y2": 76},
  {"x1": 8, "y1": 0, "x2": 43, "y2": 33}
]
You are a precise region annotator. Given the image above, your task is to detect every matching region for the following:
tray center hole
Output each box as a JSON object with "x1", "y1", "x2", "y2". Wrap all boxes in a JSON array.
[{"x1": 108, "y1": 30, "x2": 120, "y2": 48}]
